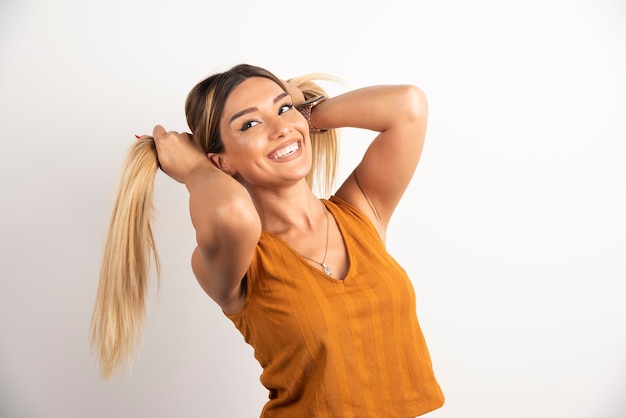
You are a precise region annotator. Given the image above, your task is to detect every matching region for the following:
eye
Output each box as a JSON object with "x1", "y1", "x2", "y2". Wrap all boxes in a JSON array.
[
  {"x1": 240, "y1": 120, "x2": 259, "y2": 132},
  {"x1": 279, "y1": 103, "x2": 293, "y2": 115}
]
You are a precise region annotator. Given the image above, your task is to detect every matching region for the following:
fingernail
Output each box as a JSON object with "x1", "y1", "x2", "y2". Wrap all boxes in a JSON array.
[{"x1": 134, "y1": 134, "x2": 142, "y2": 139}]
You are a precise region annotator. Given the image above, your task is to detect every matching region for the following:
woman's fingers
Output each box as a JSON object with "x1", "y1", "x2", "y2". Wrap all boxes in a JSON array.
[
  {"x1": 151, "y1": 125, "x2": 206, "y2": 183},
  {"x1": 152, "y1": 124, "x2": 167, "y2": 139},
  {"x1": 282, "y1": 79, "x2": 305, "y2": 104}
]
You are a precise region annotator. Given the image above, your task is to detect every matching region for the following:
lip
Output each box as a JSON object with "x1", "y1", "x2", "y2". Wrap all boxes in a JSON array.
[{"x1": 267, "y1": 140, "x2": 302, "y2": 162}]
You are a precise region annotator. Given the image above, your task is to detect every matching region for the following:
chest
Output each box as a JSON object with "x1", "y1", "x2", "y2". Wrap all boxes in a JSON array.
[{"x1": 247, "y1": 235, "x2": 416, "y2": 346}]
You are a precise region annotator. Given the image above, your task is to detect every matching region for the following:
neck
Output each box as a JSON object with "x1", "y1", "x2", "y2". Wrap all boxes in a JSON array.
[{"x1": 247, "y1": 181, "x2": 325, "y2": 235}]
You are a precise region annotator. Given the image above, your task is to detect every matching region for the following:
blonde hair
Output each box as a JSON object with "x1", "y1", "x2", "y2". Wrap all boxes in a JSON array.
[
  {"x1": 90, "y1": 64, "x2": 340, "y2": 379},
  {"x1": 89, "y1": 136, "x2": 160, "y2": 379},
  {"x1": 288, "y1": 73, "x2": 341, "y2": 197}
]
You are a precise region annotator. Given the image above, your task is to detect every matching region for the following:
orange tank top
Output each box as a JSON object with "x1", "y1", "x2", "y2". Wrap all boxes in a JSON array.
[{"x1": 226, "y1": 196, "x2": 444, "y2": 417}]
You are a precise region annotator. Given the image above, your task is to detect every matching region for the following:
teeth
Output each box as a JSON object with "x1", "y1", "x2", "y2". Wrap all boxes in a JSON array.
[{"x1": 270, "y1": 142, "x2": 299, "y2": 160}]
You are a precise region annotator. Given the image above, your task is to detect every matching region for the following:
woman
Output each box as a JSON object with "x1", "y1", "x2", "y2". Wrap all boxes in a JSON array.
[{"x1": 91, "y1": 64, "x2": 444, "y2": 417}]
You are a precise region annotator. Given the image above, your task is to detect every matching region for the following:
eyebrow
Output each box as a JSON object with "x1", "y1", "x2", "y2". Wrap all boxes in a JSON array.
[{"x1": 228, "y1": 92, "x2": 289, "y2": 124}]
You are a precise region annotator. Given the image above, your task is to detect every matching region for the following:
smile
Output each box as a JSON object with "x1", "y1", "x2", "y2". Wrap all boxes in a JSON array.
[{"x1": 268, "y1": 141, "x2": 301, "y2": 160}]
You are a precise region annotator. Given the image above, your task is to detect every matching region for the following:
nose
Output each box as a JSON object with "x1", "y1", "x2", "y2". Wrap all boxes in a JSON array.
[{"x1": 268, "y1": 115, "x2": 291, "y2": 140}]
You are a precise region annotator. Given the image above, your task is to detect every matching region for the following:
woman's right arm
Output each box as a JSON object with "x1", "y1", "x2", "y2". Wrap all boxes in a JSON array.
[{"x1": 153, "y1": 126, "x2": 261, "y2": 313}]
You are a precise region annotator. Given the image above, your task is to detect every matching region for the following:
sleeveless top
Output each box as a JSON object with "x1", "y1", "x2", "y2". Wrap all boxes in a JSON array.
[{"x1": 225, "y1": 196, "x2": 444, "y2": 417}]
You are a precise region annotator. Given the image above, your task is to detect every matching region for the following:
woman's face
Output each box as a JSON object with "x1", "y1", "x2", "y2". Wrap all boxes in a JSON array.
[{"x1": 217, "y1": 76, "x2": 312, "y2": 190}]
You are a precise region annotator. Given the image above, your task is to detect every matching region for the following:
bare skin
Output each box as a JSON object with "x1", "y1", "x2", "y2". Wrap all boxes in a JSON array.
[{"x1": 153, "y1": 77, "x2": 428, "y2": 314}]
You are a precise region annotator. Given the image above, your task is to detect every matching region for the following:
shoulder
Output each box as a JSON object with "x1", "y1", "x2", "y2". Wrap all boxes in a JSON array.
[
  {"x1": 326, "y1": 195, "x2": 384, "y2": 244},
  {"x1": 332, "y1": 177, "x2": 387, "y2": 242}
]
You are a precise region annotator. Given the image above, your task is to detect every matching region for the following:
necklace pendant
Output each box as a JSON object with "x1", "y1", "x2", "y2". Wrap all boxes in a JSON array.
[{"x1": 321, "y1": 263, "x2": 333, "y2": 276}]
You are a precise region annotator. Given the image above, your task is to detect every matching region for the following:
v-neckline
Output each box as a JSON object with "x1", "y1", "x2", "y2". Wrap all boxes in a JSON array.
[{"x1": 262, "y1": 199, "x2": 353, "y2": 283}]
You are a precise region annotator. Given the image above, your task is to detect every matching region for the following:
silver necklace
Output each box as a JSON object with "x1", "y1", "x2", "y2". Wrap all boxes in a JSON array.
[{"x1": 301, "y1": 205, "x2": 332, "y2": 276}]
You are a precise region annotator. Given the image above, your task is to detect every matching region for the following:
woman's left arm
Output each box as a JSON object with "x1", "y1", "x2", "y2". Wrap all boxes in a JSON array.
[{"x1": 312, "y1": 85, "x2": 428, "y2": 236}]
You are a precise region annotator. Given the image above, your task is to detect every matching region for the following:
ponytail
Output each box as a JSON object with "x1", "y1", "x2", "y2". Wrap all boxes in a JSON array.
[
  {"x1": 89, "y1": 136, "x2": 160, "y2": 380},
  {"x1": 288, "y1": 74, "x2": 341, "y2": 198}
]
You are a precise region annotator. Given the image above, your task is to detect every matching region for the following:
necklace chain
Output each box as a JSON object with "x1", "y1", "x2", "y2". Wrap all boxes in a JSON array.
[{"x1": 301, "y1": 204, "x2": 332, "y2": 276}]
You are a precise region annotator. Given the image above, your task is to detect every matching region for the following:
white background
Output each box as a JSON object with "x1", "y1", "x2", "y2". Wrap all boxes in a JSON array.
[{"x1": 1, "y1": 0, "x2": 625, "y2": 417}]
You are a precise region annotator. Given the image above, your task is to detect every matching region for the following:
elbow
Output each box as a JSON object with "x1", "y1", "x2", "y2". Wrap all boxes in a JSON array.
[{"x1": 402, "y1": 85, "x2": 428, "y2": 123}]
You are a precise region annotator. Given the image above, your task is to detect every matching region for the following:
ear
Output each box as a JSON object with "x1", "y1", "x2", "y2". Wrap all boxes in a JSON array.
[{"x1": 208, "y1": 153, "x2": 236, "y2": 177}]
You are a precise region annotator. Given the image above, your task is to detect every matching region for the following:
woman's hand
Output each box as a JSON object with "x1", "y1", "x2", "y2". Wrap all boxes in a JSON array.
[
  {"x1": 152, "y1": 125, "x2": 208, "y2": 184},
  {"x1": 282, "y1": 79, "x2": 305, "y2": 105}
]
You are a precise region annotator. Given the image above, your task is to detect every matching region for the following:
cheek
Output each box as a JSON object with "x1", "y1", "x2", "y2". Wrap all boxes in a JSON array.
[
  {"x1": 290, "y1": 110, "x2": 310, "y2": 133},
  {"x1": 224, "y1": 135, "x2": 265, "y2": 163}
]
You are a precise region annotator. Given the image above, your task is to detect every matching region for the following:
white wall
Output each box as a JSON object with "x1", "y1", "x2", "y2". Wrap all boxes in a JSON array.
[{"x1": 1, "y1": 0, "x2": 625, "y2": 417}]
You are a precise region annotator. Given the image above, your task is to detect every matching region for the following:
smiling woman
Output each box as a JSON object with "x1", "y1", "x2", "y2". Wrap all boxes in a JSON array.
[{"x1": 89, "y1": 63, "x2": 444, "y2": 417}]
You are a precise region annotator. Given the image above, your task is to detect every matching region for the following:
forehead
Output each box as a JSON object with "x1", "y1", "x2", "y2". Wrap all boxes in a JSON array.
[{"x1": 224, "y1": 77, "x2": 284, "y2": 113}]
